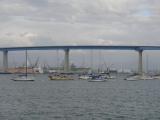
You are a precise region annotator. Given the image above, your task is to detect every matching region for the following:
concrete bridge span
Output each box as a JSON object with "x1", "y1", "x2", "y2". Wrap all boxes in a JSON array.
[{"x1": 1, "y1": 45, "x2": 160, "y2": 74}]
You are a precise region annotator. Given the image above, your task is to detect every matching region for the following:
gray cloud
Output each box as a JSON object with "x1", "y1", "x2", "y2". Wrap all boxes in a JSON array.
[{"x1": 0, "y1": 0, "x2": 160, "y2": 47}]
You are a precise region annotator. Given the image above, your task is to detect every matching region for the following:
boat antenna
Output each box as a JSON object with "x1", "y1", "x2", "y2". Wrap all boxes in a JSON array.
[
  {"x1": 90, "y1": 50, "x2": 93, "y2": 71},
  {"x1": 98, "y1": 50, "x2": 102, "y2": 72},
  {"x1": 25, "y1": 49, "x2": 28, "y2": 78},
  {"x1": 81, "y1": 52, "x2": 85, "y2": 68},
  {"x1": 56, "y1": 49, "x2": 59, "y2": 71},
  {"x1": 146, "y1": 54, "x2": 148, "y2": 74}
]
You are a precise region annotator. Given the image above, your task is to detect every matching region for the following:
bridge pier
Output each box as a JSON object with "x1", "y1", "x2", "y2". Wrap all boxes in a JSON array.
[
  {"x1": 138, "y1": 50, "x2": 143, "y2": 75},
  {"x1": 64, "y1": 49, "x2": 70, "y2": 72},
  {"x1": 3, "y1": 50, "x2": 8, "y2": 72}
]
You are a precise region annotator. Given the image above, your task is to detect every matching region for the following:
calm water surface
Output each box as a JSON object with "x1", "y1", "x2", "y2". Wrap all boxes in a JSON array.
[{"x1": 0, "y1": 74, "x2": 160, "y2": 120}]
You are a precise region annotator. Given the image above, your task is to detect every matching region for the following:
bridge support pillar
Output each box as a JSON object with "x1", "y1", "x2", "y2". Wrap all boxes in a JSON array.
[
  {"x1": 138, "y1": 50, "x2": 143, "y2": 75},
  {"x1": 3, "y1": 50, "x2": 8, "y2": 72},
  {"x1": 64, "y1": 49, "x2": 70, "y2": 72}
]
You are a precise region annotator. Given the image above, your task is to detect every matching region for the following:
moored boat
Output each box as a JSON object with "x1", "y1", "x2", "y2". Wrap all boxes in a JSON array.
[
  {"x1": 48, "y1": 75, "x2": 74, "y2": 80},
  {"x1": 88, "y1": 79, "x2": 107, "y2": 82},
  {"x1": 88, "y1": 75, "x2": 107, "y2": 82},
  {"x1": 12, "y1": 75, "x2": 34, "y2": 81},
  {"x1": 11, "y1": 50, "x2": 35, "y2": 81},
  {"x1": 124, "y1": 75, "x2": 154, "y2": 81},
  {"x1": 79, "y1": 75, "x2": 92, "y2": 80}
]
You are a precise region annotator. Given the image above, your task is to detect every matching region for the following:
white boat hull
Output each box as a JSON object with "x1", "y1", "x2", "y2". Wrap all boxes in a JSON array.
[
  {"x1": 153, "y1": 76, "x2": 160, "y2": 79},
  {"x1": 12, "y1": 76, "x2": 35, "y2": 81},
  {"x1": 88, "y1": 79, "x2": 107, "y2": 82},
  {"x1": 106, "y1": 76, "x2": 116, "y2": 79},
  {"x1": 79, "y1": 76, "x2": 91, "y2": 80},
  {"x1": 125, "y1": 75, "x2": 154, "y2": 81}
]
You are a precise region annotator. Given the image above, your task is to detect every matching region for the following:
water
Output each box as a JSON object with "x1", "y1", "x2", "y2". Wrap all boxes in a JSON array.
[{"x1": 0, "y1": 74, "x2": 160, "y2": 120}]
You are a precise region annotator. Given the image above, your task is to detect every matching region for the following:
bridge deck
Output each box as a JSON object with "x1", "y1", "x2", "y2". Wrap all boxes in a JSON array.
[{"x1": 0, "y1": 45, "x2": 160, "y2": 51}]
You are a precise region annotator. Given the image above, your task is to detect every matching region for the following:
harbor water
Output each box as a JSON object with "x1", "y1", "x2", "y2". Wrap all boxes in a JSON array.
[{"x1": 0, "y1": 74, "x2": 160, "y2": 120}]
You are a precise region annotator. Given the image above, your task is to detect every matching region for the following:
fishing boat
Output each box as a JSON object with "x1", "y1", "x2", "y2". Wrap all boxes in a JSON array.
[{"x1": 11, "y1": 50, "x2": 35, "y2": 81}]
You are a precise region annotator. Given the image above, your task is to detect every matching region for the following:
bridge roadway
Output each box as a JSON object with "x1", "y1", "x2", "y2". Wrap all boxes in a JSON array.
[
  {"x1": 1, "y1": 45, "x2": 160, "y2": 51},
  {"x1": 1, "y1": 45, "x2": 160, "y2": 74}
]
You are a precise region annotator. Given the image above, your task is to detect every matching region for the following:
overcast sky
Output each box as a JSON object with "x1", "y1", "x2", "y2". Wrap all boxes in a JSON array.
[
  {"x1": 0, "y1": 0, "x2": 160, "y2": 46},
  {"x1": 0, "y1": 0, "x2": 160, "y2": 70}
]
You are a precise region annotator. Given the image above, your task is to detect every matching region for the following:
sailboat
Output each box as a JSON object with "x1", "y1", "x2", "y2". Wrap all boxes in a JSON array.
[{"x1": 11, "y1": 50, "x2": 35, "y2": 81}]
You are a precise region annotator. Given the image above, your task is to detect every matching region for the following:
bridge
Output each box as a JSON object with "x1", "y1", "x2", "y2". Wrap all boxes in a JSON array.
[{"x1": 1, "y1": 45, "x2": 160, "y2": 74}]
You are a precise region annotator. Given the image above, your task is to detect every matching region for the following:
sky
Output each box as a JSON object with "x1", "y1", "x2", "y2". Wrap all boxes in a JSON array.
[
  {"x1": 0, "y1": 0, "x2": 160, "y2": 46},
  {"x1": 0, "y1": 0, "x2": 160, "y2": 71}
]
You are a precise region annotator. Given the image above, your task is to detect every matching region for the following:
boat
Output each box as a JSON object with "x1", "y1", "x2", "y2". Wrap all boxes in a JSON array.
[
  {"x1": 100, "y1": 71, "x2": 116, "y2": 79},
  {"x1": 88, "y1": 75, "x2": 107, "y2": 82},
  {"x1": 124, "y1": 74, "x2": 154, "y2": 81},
  {"x1": 48, "y1": 74, "x2": 74, "y2": 80},
  {"x1": 101, "y1": 75, "x2": 116, "y2": 79},
  {"x1": 107, "y1": 76, "x2": 116, "y2": 79},
  {"x1": 12, "y1": 75, "x2": 34, "y2": 81},
  {"x1": 152, "y1": 75, "x2": 160, "y2": 80},
  {"x1": 79, "y1": 75, "x2": 92, "y2": 80},
  {"x1": 88, "y1": 79, "x2": 107, "y2": 82},
  {"x1": 11, "y1": 50, "x2": 35, "y2": 81}
]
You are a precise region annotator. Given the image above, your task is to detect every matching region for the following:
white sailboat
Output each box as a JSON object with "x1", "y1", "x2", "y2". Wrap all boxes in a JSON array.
[{"x1": 11, "y1": 50, "x2": 35, "y2": 81}]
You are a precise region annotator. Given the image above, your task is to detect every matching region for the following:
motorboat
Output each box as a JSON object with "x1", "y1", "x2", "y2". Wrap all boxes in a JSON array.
[
  {"x1": 153, "y1": 76, "x2": 160, "y2": 80},
  {"x1": 99, "y1": 72, "x2": 116, "y2": 79},
  {"x1": 124, "y1": 75, "x2": 154, "y2": 81},
  {"x1": 79, "y1": 75, "x2": 92, "y2": 80},
  {"x1": 48, "y1": 75, "x2": 74, "y2": 80},
  {"x1": 88, "y1": 75, "x2": 107, "y2": 82},
  {"x1": 88, "y1": 79, "x2": 107, "y2": 82},
  {"x1": 104, "y1": 75, "x2": 116, "y2": 79}
]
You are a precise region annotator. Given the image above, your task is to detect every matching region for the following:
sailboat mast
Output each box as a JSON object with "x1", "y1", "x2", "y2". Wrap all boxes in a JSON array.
[{"x1": 26, "y1": 49, "x2": 28, "y2": 77}]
